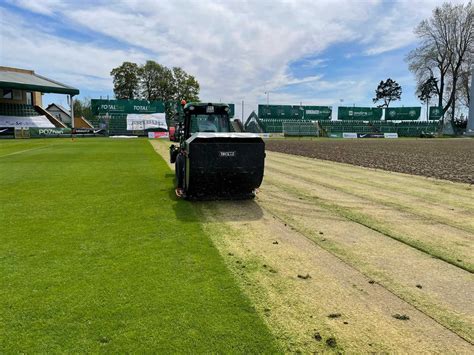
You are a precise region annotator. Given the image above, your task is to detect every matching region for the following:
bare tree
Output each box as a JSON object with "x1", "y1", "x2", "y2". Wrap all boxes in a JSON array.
[{"x1": 406, "y1": 2, "x2": 473, "y2": 126}]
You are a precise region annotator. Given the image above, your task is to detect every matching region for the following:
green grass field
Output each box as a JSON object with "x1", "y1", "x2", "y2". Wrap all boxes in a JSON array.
[{"x1": 0, "y1": 138, "x2": 278, "y2": 352}]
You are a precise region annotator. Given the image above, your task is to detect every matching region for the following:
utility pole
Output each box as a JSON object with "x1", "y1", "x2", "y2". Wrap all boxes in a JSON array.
[
  {"x1": 467, "y1": 66, "x2": 474, "y2": 135},
  {"x1": 426, "y1": 98, "x2": 429, "y2": 121},
  {"x1": 241, "y1": 100, "x2": 244, "y2": 122}
]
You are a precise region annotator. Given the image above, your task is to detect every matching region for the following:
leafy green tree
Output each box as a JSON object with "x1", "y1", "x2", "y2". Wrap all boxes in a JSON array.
[
  {"x1": 172, "y1": 67, "x2": 200, "y2": 102},
  {"x1": 110, "y1": 60, "x2": 200, "y2": 119},
  {"x1": 373, "y1": 78, "x2": 402, "y2": 108},
  {"x1": 141, "y1": 61, "x2": 174, "y2": 101},
  {"x1": 417, "y1": 76, "x2": 439, "y2": 104},
  {"x1": 110, "y1": 62, "x2": 141, "y2": 99},
  {"x1": 417, "y1": 76, "x2": 439, "y2": 120}
]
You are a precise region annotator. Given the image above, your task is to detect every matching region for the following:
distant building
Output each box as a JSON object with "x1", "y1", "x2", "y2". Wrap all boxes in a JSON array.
[
  {"x1": 46, "y1": 103, "x2": 93, "y2": 129},
  {"x1": 46, "y1": 103, "x2": 73, "y2": 125}
]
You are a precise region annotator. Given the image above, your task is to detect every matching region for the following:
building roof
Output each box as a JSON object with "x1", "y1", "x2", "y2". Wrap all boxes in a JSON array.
[{"x1": 0, "y1": 66, "x2": 79, "y2": 96}]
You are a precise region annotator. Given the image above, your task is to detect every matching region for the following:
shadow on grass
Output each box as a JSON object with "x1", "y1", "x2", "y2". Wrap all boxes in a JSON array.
[{"x1": 165, "y1": 174, "x2": 264, "y2": 222}]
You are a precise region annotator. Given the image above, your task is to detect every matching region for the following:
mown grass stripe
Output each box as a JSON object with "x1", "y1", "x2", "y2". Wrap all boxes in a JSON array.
[{"x1": 0, "y1": 138, "x2": 278, "y2": 353}]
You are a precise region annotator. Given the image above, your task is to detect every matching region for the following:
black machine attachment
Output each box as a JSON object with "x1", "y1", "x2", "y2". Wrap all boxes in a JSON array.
[{"x1": 169, "y1": 102, "x2": 265, "y2": 199}]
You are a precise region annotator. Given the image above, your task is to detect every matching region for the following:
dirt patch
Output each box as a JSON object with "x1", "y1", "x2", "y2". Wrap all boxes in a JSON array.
[{"x1": 265, "y1": 139, "x2": 474, "y2": 184}]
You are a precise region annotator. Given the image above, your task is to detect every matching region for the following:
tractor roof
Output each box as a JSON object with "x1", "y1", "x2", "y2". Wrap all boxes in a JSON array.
[{"x1": 183, "y1": 102, "x2": 230, "y2": 114}]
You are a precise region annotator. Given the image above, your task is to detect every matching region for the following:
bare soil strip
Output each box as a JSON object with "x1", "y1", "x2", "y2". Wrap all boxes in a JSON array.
[
  {"x1": 150, "y1": 140, "x2": 474, "y2": 352},
  {"x1": 198, "y1": 202, "x2": 472, "y2": 352},
  {"x1": 268, "y1": 151, "x2": 474, "y2": 210},
  {"x1": 264, "y1": 166, "x2": 474, "y2": 273},
  {"x1": 258, "y1": 181, "x2": 474, "y2": 342},
  {"x1": 267, "y1": 153, "x2": 474, "y2": 231}
]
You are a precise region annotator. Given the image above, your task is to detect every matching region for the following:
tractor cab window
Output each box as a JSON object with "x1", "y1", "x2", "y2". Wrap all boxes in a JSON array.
[{"x1": 190, "y1": 114, "x2": 230, "y2": 133}]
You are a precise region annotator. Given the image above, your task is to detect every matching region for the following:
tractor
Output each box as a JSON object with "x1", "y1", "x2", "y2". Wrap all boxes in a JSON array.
[{"x1": 169, "y1": 102, "x2": 265, "y2": 199}]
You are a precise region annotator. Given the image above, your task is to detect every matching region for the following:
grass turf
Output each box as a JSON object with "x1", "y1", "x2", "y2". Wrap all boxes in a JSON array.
[{"x1": 0, "y1": 138, "x2": 278, "y2": 352}]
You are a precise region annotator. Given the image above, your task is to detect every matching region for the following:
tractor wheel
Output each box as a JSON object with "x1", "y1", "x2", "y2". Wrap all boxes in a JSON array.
[{"x1": 175, "y1": 153, "x2": 185, "y2": 189}]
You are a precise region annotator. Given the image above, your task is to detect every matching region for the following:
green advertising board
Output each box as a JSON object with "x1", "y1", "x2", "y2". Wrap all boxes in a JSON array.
[
  {"x1": 302, "y1": 106, "x2": 332, "y2": 120},
  {"x1": 91, "y1": 99, "x2": 234, "y2": 118},
  {"x1": 385, "y1": 107, "x2": 421, "y2": 120},
  {"x1": 258, "y1": 104, "x2": 331, "y2": 120},
  {"x1": 258, "y1": 105, "x2": 301, "y2": 119},
  {"x1": 30, "y1": 127, "x2": 72, "y2": 137},
  {"x1": 429, "y1": 106, "x2": 443, "y2": 120},
  {"x1": 338, "y1": 107, "x2": 383, "y2": 120},
  {"x1": 91, "y1": 99, "x2": 166, "y2": 115}
]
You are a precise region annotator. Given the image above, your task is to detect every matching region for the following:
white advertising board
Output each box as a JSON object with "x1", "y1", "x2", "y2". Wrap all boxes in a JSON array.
[
  {"x1": 0, "y1": 115, "x2": 55, "y2": 128},
  {"x1": 126, "y1": 113, "x2": 167, "y2": 131}
]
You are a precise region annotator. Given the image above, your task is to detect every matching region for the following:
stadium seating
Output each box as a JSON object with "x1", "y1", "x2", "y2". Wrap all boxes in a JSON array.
[
  {"x1": 0, "y1": 103, "x2": 39, "y2": 117},
  {"x1": 283, "y1": 121, "x2": 318, "y2": 136},
  {"x1": 318, "y1": 120, "x2": 441, "y2": 137},
  {"x1": 107, "y1": 114, "x2": 129, "y2": 135}
]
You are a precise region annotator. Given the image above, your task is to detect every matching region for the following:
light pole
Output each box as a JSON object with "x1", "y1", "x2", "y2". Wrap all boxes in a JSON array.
[{"x1": 264, "y1": 91, "x2": 269, "y2": 105}]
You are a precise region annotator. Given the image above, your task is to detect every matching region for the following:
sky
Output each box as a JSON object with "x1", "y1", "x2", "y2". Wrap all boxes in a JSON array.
[{"x1": 0, "y1": 0, "x2": 464, "y2": 119}]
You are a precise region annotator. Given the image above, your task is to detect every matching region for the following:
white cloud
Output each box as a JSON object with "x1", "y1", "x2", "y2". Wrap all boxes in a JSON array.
[
  {"x1": 0, "y1": 8, "x2": 147, "y2": 90},
  {"x1": 6, "y1": 0, "x2": 64, "y2": 15},
  {"x1": 1, "y1": 0, "x2": 451, "y2": 117}
]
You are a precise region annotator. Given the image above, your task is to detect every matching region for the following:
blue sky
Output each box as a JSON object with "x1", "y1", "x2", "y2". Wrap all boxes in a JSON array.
[{"x1": 0, "y1": 0, "x2": 462, "y2": 118}]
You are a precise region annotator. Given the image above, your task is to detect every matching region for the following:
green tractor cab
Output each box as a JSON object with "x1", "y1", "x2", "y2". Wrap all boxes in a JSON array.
[{"x1": 170, "y1": 102, "x2": 265, "y2": 199}]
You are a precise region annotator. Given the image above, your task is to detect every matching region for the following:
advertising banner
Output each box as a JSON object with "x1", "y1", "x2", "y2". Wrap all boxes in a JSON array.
[
  {"x1": 29, "y1": 127, "x2": 72, "y2": 137},
  {"x1": 385, "y1": 107, "x2": 421, "y2": 120},
  {"x1": 0, "y1": 115, "x2": 55, "y2": 128},
  {"x1": 148, "y1": 131, "x2": 170, "y2": 139},
  {"x1": 384, "y1": 133, "x2": 399, "y2": 138},
  {"x1": 0, "y1": 127, "x2": 14, "y2": 136},
  {"x1": 358, "y1": 133, "x2": 385, "y2": 138},
  {"x1": 91, "y1": 99, "x2": 166, "y2": 114},
  {"x1": 338, "y1": 107, "x2": 383, "y2": 120},
  {"x1": 343, "y1": 132, "x2": 358, "y2": 138},
  {"x1": 258, "y1": 105, "x2": 331, "y2": 120},
  {"x1": 126, "y1": 113, "x2": 168, "y2": 131},
  {"x1": 303, "y1": 106, "x2": 332, "y2": 120},
  {"x1": 429, "y1": 106, "x2": 443, "y2": 120}
]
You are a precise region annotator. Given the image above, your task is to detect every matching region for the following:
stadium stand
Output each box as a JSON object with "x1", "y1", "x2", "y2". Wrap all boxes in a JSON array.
[
  {"x1": 248, "y1": 104, "x2": 443, "y2": 137},
  {"x1": 319, "y1": 120, "x2": 441, "y2": 137},
  {"x1": 283, "y1": 121, "x2": 319, "y2": 136},
  {"x1": 0, "y1": 103, "x2": 39, "y2": 117},
  {"x1": 0, "y1": 66, "x2": 79, "y2": 134}
]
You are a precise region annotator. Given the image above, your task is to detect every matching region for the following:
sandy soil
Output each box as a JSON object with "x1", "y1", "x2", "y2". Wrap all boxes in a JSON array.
[{"x1": 150, "y1": 139, "x2": 474, "y2": 352}]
